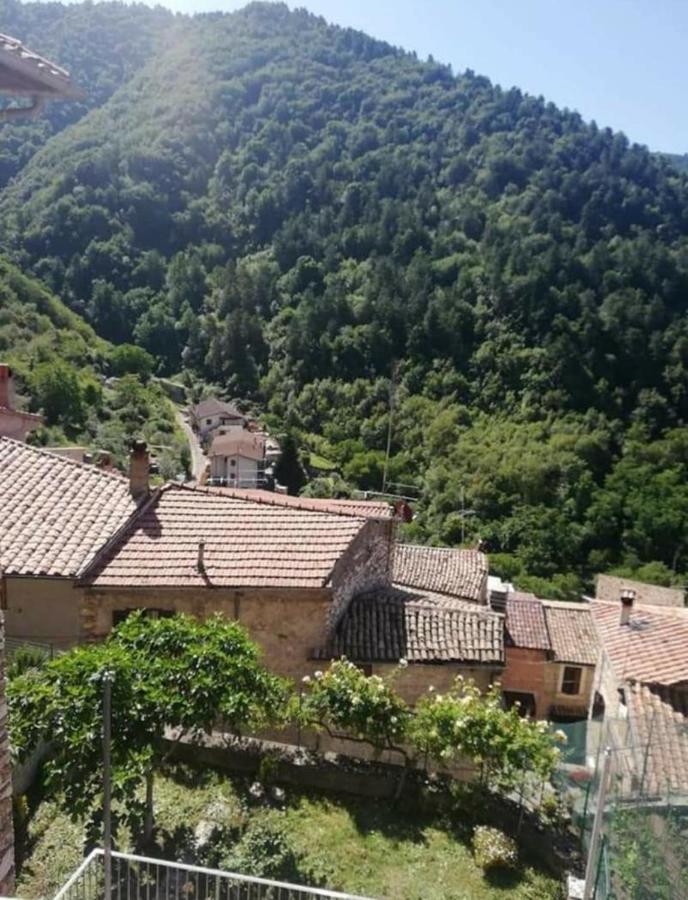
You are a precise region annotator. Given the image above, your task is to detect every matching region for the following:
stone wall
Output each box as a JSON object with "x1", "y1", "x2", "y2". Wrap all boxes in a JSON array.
[
  {"x1": 328, "y1": 519, "x2": 394, "y2": 630},
  {"x1": 373, "y1": 661, "x2": 498, "y2": 705},
  {"x1": 0, "y1": 615, "x2": 15, "y2": 896},
  {"x1": 83, "y1": 586, "x2": 333, "y2": 682}
]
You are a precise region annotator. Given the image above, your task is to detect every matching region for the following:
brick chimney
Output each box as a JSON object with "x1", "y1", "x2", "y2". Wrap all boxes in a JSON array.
[
  {"x1": 620, "y1": 588, "x2": 635, "y2": 626},
  {"x1": 0, "y1": 364, "x2": 16, "y2": 410},
  {"x1": 129, "y1": 440, "x2": 150, "y2": 499}
]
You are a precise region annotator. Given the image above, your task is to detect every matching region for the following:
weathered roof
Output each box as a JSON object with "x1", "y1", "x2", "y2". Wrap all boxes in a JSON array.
[
  {"x1": 393, "y1": 544, "x2": 488, "y2": 602},
  {"x1": 626, "y1": 682, "x2": 688, "y2": 796},
  {"x1": 315, "y1": 586, "x2": 504, "y2": 665},
  {"x1": 191, "y1": 398, "x2": 246, "y2": 421},
  {"x1": 592, "y1": 600, "x2": 688, "y2": 686},
  {"x1": 209, "y1": 432, "x2": 265, "y2": 461},
  {"x1": 0, "y1": 437, "x2": 138, "y2": 577},
  {"x1": 505, "y1": 593, "x2": 551, "y2": 651},
  {"x1": 595, "y1": 574, "x2": 685, "y2": 609},
  {"x1": 542, "y1": 601, "x2": 598, "y2": 666},
  {"x1": 83, "y1": 483, "x2": 367, "y2": 589},
  {"x1": 0, "y1": 33, "x2": 82, "y2": 99},
  {"x1": 209, "y1": 487, "x2": 393, "y2": 520}
]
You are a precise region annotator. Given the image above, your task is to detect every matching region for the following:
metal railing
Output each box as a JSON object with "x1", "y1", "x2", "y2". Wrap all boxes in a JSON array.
[{"x1": 53, "y1": 849, "x2": 374, "y2": 900}]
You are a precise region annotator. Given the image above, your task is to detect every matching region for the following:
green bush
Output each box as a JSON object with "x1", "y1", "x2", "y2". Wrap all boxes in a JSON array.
[
  {"x1": 472, "y1": 826, "x2": 518, "y2": 872},
  {"x1": 220, "y1": 816, "x2": 299, "y2": 881}
]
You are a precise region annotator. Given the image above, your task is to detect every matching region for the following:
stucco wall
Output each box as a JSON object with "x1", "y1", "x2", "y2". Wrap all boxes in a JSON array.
[
  {"x1": 328, "y1": 519, "x2": 394, "y2": 630},
  {"x1": 543, "y1": 661, "x2": 595, "y2": 714},
  {"x1": 4, "y1": 576, "x2": 83, "y2": 647},
  {"x1": 83, "y1": 586, "x2": 333, "y2": 683}
]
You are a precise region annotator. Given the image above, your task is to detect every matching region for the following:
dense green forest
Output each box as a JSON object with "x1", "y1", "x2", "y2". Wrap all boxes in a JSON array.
[{"x1": 2, "y1": 0, "x2": 688, "y2": 596}]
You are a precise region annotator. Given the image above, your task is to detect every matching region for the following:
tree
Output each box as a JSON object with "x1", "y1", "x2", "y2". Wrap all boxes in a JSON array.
[
  {"x1": 298, "y1": 658, "x2": 410, "y2": 755},
  {"x1": 273, "y1": 432, "x2": 307, "y2": 495},
  {"x1": 109, "y1": 344, "x2": 156, "y2": 380},
  {"x1": 30, "y1": 359, "x2": 86, "y2": 428},
  {"x1": 8, "y1": 613, "x2": 287, "y2": 845},
  {"x1": 410, "y1": 677, "x2": 562, "y2": 790}
]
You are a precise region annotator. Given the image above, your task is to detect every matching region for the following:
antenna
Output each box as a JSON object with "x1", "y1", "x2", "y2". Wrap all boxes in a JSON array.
[{"x1": 381, "y1": 361, "x2": 400, "y2": 495}]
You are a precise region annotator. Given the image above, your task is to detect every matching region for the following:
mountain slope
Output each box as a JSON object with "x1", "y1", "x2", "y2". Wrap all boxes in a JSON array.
[
  {"x1": 0, "y1": 0, "x2": 174, "y2": 187},
  {"x1": 3, "y1": 1, "x2": 688, "y2": 589}
]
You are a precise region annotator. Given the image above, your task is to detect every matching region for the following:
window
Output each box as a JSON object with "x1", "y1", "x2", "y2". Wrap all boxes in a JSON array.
[
  {"x1": 561, "y1": 666, "x2": 583, "y2": 696},
  {"x1": 206, "y1": 418, "x2": 212, "y2": 425},
  {"x1": 230, "y1": 459, "x2": 236, "y2": 466}
]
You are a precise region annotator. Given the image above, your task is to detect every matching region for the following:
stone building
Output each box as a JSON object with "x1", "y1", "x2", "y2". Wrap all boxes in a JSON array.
[{"x1": 502, "y1": 592, "x2": 598, "y2": 721}]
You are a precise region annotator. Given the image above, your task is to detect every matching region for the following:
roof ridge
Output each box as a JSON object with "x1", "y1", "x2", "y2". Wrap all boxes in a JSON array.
[
  {"x1": 367, "y1": 594, "x2": 503, "y2": 619},
  {"x1": 202, "y1": 485, "x2": 375, "y2": 520},
  {"x1": 0, "y1": 435, "x2": 127, "y2": 483},
  {"x1": 397, "y1": 542, "x2": 482, "y2": 555}
]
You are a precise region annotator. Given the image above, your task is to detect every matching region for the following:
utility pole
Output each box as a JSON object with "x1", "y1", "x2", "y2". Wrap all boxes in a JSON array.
[
  {"x1": 583, "y1": 747, "x2": 612, "y2": 900},
  {"x1": 103, "y1": 673, "x2": 113, "y2": 900}
]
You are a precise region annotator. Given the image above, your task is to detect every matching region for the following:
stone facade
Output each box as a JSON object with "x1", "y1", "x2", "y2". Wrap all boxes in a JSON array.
[
  {"x1": 373, "y1": 661, "x2": 497, "y2": 705},
  {"x1": 0, "y1": 615, "x2": 14, "y2": 896},
  {"x1": 83, "y1": 586, "x2": 332, "y2": 682},
  {"x1": 328, "y1": 519, "x2": 395, "y2": 629}
]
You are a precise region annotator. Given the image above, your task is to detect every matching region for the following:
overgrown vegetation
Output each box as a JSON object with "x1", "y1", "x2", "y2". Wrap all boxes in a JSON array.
[
  {"x1": 3, "y1": 1, "x2": 688, "y2": 592},
  {"x1": 16, "y1": 767, "x2": 565, "y2": 899}
]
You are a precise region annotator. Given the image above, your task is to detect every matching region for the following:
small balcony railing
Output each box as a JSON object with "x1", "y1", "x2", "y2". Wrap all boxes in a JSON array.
[{"x1": 53, "y1": 849, "x2": 373, "y2": 900}]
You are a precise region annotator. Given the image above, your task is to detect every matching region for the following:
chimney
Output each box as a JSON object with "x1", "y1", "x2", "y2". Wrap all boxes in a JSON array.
[
  {"x1": 197, "y1": 539, "x2": 206, "y2": 573},
  {"x1": 620, "y1": 588, "x2": 635, "y2": 626},
  {"x1": 129, "y1": 440, "x2": 150, "y2": 499},
  {"x1": 0, "y1": 364, "x2": 16, "y2": 410}
]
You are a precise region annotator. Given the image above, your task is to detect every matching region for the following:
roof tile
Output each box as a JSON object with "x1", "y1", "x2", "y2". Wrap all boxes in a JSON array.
[{"x1": 393, "y1": 544, "x2": 487, "y2": 601}]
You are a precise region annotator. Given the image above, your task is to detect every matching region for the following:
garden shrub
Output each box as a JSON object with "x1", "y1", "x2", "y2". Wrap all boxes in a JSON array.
[{"x1": 472, "y1": 825, "x2": 518, "y2": 872}]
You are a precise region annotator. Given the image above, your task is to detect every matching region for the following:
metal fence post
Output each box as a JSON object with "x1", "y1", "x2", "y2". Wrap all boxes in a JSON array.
[
  {"x1": 583, "y1": 747, "x2": 612, "y2": 900},
  {"x1": 103, "y1": 674, "x2": 113, "y2": 900}
]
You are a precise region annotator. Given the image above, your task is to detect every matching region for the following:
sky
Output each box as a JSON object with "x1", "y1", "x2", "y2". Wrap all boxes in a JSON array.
[{"x1": 95, "y1": 0, "x2": 688, "y2": 153}]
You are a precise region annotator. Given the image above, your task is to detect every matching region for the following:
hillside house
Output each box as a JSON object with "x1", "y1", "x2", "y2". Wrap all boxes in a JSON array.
[
  {"x1": 189, "y1": 398, "x2": 248, "y2": 446},
  {"x1": 0, "y1": 363, "x2": 42, "y2": 441},
  {"x1": 208, "y1": 430, "x2": 266, "y2": 488},
  {"x1": 590, "y1": 592, "x2": 688, "y2": 799},
  {"x1": 502, "y1": 593, "x2": 598, "y2": 721}
]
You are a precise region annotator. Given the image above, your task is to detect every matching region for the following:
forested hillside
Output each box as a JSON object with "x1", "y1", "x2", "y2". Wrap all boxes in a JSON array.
[{"x1": 3, "y1": 1, "x2": 688, "y2": 594}]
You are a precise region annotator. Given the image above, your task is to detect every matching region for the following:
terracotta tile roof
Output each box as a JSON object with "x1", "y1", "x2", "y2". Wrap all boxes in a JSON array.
[
  {"x1": 83, "y1": 484, "x2": 367, "y2": 589},
  {"x1": 191, "y1": 399, "x2": 246, "y2": 421},
  {"x1": 542, "y1": 601, "x2": 598, "y2": 666},
  {"x1": 0, "y1": 33, "x2": 82, "y2": 99},
  {"x1": 505, "y1": 593, "x2": 551, "y2": 651},
  {"x1": 210, "y1": 487, "x2": 393, "y2": 520},
  {"x1": 0, "y1": 437, "x2": 138, "y2": 577},
  {"x1": 393, "y1": 544, "x2": 488, "y2": 602},
  {"x1": 596, "y1": 574, "x2": 685, "y2": 609},
  {"x1": 315, "y1": 586, "x2": 504, "y2": 665},
  {"x1": 209, "y1": 433, "x2": 265, "y2": 461},
  {"x1": 592, "y1": 600, "x2": 688, "y2": 686},
  {"x1": 626, "y1": 682, "x2": 688, "y2": 796}
]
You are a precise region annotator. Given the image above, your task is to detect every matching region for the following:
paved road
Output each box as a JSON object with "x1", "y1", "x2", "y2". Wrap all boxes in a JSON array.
[{"x1": 175, "y1": 409, "x2": 207, "y2": 483}]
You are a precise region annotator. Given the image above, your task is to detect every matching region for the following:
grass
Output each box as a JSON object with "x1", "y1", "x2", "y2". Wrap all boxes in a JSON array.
[{"x1": 16, "y1": 766, "x2": 564, "y2": 900}]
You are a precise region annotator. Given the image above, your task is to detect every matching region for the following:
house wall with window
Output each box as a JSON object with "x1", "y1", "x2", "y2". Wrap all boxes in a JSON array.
[{"x1": 543, "y1": 661, "x2": 596, "y2": 719}]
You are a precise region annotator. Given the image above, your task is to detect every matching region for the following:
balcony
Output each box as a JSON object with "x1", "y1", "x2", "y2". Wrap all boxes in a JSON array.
[{"x1": 53, "y1": 849, "x2": 373, "y2": 900}]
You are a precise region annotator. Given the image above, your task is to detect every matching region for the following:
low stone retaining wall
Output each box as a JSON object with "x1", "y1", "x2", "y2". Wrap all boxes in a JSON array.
[{"x1": 163, "y1": 730, "x2": 470, "y2": 801}]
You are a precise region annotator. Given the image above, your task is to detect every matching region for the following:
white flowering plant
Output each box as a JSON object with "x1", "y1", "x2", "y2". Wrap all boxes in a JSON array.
[
  {"x1": 410, "y1": 676, "x2": 560, "y2": 788},
  {"x1": 472, "y1": 825, "x2": 518, "y2": 871},
  {"x1": 297, "y1": 658, "x2": 410, "y2": 752}
]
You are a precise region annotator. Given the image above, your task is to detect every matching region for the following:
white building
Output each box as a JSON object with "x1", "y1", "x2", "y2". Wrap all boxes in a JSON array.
[
  {"x1": 189, "y1": 398, "x2": 247, "y2": 446},
  {"x1": 208, "y1": 431, "x2": 266, "y2": 487}
]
